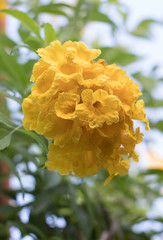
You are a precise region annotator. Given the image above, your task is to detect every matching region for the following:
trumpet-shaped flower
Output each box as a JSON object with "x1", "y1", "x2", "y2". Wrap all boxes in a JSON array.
[{"x1": 76, "y1": 89, "x2": 120, "y2": 128}]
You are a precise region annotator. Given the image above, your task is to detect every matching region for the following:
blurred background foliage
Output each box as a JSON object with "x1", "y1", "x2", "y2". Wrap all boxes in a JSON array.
[{"x1": 0, "y1": 0, "x2": 163, "y2": 239}]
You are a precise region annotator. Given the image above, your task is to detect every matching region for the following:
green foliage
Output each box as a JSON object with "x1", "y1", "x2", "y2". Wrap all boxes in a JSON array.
[
  {"x1": 0, "y1": 9, "x2": 41, "y2": 39},
  {"x1": 87, "y1": 5, "x2": 116, "y2": 27},
  {"x1": 0, "y1": 0, "x2": 163, "y2": 240},
  {"x1": 0, "y1": 33, "x2": 16, "y2": 48},
  {"x1": 100, "y1": 47, "x2": 139, "y2": 66},
  {"x1": 44, "y1": 23, "x2": 56, "y2": 46},
  {"x1": 0, "y1": 48, "x2": 28, "y2": 95},
  {"x1": 130, "y1": 19, "x2": 157, "y2": 38},
  {"x1": 35, "y1": 3, "x2": 72, "y2": 16},
  {"x1": 150, "y1": 121, "x2": 163, "y2": 132}
]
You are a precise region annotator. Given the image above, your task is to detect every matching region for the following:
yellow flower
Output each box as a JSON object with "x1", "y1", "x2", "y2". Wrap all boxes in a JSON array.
[
  {"x1": 131, "y1": 99, "x2": 150, "y2": 130},
  {"x1": 46, "y1": 143, "x2": 100, "y2": 177},
  {"x1": 76, "y1": 89, "x2": 120, "y2": 128},
  {"x1": 55, "y1": 92, "x2": 80, "y2": 119},
  {"x1": 22, "y1": 96, "x2": 40, "y2": 131},
  {"x1": 22, "y1": 40, "x2": 149, "y2": 184},
  {"x1": 104, "y1": 64, "x2": 142, "y2": 112},
  {"x1": 36, "y1": 40, "x2": 101, "y2": 72},
  {"x1": 30, "y1": 67, "x2": 57, "y2": 104},
  {"x1": 43, "y1": 111, "x2": 82, "y2": 147}
]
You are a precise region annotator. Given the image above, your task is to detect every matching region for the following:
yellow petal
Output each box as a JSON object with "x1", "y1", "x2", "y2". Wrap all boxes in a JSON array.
[
  {"x1": 55, "y1": 92, "x2": 80, "y2": 119},
  {"x1": 76, "y1": 89, "x2": 120, "y2": 128},
  {"x1": 132, "y1": 99, "x2": 150, "y2": 130},
  {"x1": 117, "y1": 160, "x2": 130, "y2": 176},
  {"x1": 22, "y1": 96, "x2": 40, "y2": 131},
  {"x1": 31, "y1": 68, "x2": 56, "y2": 104},
  {"x1": 44, "y1": 113, "x2": 82, "y2": 147},
  {"x1": 46, "y1": 144, "x2": 73, "y2": 175},
  {"x1": 37, "y1": 40, "x2": 63, "y2": 66},
  {"x1": 30, "y1": 59, "x2": 50, "y2": 82}
]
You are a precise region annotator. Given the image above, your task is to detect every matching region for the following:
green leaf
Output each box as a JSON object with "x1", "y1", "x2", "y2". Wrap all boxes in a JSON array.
[
  {"x1": 23, "y1": 60, "x2": 37, "y2": 79},
  {"x1": 68, "y1": 184, "x2": 91, "y2": 239},
  {"x1": 0, "y1": 9, "x2": 41, "y2": 39},
  {"x1": 80, "y1": 186, "x2": 95, "y2": 231},
  {"x1": 0, "y1": 205, "x2": 16, "y2": 215},
  {"x1": 100, "y1": 47, "x2": 139, "y2": 66},
  {"x1": 0, "y1": 125, "x2": 22, "y2": 150},
  {"x1": 23, "y1": 36, "x2": 43, "y2": 51},
  {"x1": 35, "y1": 3, "x2": 72, "y2": 15},
  {"x1": 0, "y1": 152, "x2": 24, "y2": 193},
  {"x1": 18, "y1": 129, "x2": 48, "y2": 153},
  {"x1": 0, "y1": 48, "x2": 28, "y2": 93},
  {"x1": 132, "y1": 72, "x2": 156, "y2": 91},
  {"x1": 0, "y1": 129, "x2": 13, "y2": 150},
  {"x1": 49, "y1": 237, "x2": 63, "y2": 240},
  {"x1": 44, "y1": 23, "x2": 56, "y2": 46},
  {"x1": 25, "y1": 223, "x2": 47, "y2": 239},
  {"x1": 145, "y1": 99, "x2": 163, "y2": 108},
  {"x1": 0, "y1": 90, "x2": 22, "y2": 104},
  {"x1": 0, "y1": 112, "x2": 16, "y2": 128},
  {"x1": 18, "y1": 26, "x2": 43, "y2": 51},
  {"x1": 130, "y1": 19, "x2": 157, "y2": 38},
  {"x1": 88, "y1": 7, "x2": 116, "y2": 27},
  {"x1": 32, "y1": 191, "x2": 52, "y2": 214},
  {"x1": 0, "y1": 33, "x2": 16, "y2": 48},
  {"x1": 150, "y1": 121, "x2": 163, "y2": 131},
  {"x1": 44, "y1": 171, "x2": 61, "y2": 190}
]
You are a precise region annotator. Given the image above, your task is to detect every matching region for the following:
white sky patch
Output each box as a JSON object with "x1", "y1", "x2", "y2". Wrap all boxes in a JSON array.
[
  {"x1": 9, "y1": 226, "x2": 21, "y2": 240},
  {"x1": 16, "y1": 192, "x2": 34, "y2": 206},
  {"x1": 132, "y1": 220, "x2": 163, "y2": 234}
]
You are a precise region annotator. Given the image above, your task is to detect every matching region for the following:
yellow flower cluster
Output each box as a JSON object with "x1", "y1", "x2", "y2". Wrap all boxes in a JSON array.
[{"x1": 22, "y1": 40, "x2": 149, "y2": 184}]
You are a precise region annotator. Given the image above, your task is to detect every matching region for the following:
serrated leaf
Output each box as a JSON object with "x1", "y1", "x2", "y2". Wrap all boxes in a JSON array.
[
  {"x1": 0, "y1": 9, "x2": 41, "y2": 39},
  {"x1": 44, "y1": 23, "x2": 56, "y2": 46}
]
